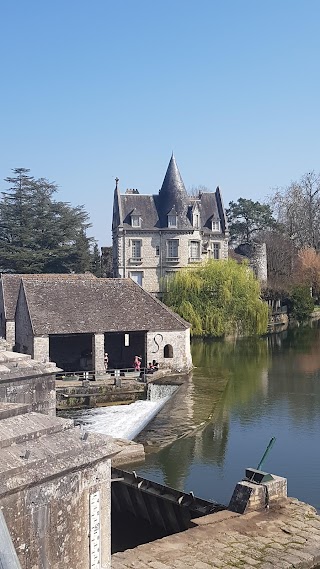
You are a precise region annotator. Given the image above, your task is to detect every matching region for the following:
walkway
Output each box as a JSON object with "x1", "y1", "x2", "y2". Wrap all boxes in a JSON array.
[{"x1": 112, "y1": 497, "x2": 320, "y2": 568}]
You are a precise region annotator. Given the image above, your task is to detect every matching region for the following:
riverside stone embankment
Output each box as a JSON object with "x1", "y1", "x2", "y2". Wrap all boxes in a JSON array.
[{"x1": 112, "y1": 497, "x2": 320, "y2": 569}]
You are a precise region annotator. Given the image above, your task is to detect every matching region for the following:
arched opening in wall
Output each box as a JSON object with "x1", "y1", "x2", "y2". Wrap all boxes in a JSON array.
[{"x1": 164, "y1": 344, "x2": 173, "y2": 358}]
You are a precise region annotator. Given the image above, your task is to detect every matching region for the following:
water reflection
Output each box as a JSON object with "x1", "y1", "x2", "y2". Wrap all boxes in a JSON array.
[{"x1": 137, "y1": 323, "x2": 320, "y2": 509}]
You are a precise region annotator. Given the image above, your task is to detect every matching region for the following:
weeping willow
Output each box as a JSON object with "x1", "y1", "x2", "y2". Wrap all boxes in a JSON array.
[{"x1": 163, "y1": 259, "x2": 268, "y2": 337}]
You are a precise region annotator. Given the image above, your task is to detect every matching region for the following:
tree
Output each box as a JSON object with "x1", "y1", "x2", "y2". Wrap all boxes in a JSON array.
[
  {"x1": 101, "y1": 247, "x2": 113, "y2": 278},
  {"x1": 259, "y1": 230, "x2": 297, "y2": 293},
  {"x1": 188, "y1": 185, "x2": 210, "y2": 197},
  {"x1": 296, "y1": 247, "x2": 320, "y2": 296},
  {"x1": 91, "y1": 243, "x2": 102, "y2": 277},
  {"x1": 227, "y1": 198, "x2": 278, "y2": 245},
  {"x1": 162, "y1": 259, "x2": 268, "y2": 337},
  {"x1": 0, "y1": 168, "x2": 95, "y2": 273},
  {"x1": 290, "y1": 285, "x2": 314, "y2": 322},
  {"x1": 271, "y1": 171, "x2": 320, "y2": 249}
]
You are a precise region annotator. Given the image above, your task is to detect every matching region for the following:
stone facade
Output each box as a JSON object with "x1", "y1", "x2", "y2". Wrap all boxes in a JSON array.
[
  {"x1": 112, "y1": 155, "x2": 229, "y2": 294},
  {"x1": 146, "y1": 328, "x2": 192, "y2": 371},
  {"x1": 235, "y1": 241, "x2": 268, "y2": 285}
]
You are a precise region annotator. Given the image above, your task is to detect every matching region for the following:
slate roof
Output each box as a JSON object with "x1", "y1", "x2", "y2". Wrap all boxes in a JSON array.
[
  {"x1": 1, "y1": 273, "x2": 96, "y2": 320},
  {"x1": 157, "y1": 154, "x2": 192, "y2": 229},
  {"x1": 114, "y1": 154, "x2": 228, "y2": 234},
  {"x1": 20, "y1": 278, "x2": 189, "y2": 335}
]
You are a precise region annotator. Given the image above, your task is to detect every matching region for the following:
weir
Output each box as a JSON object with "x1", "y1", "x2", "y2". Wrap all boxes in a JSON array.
[
  {"x1": 74, "y1": 382, "x2": 179, "y2": 440},
  {"x1": 111, "y1": 467, "x2": 226, "y2": 553}
]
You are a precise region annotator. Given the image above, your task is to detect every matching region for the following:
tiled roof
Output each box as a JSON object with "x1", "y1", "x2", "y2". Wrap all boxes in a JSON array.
[
  {"x1": 20, "y1": 278, "x2": 189, "y2": 335},
  {"x1": 1, "y1": 273, "x2": 96, "y2": 320}
]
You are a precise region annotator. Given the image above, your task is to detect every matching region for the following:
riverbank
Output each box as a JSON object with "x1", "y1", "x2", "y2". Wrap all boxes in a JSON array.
[{"x1": 112, "y1": 497, "x2": 320, "y2": 569}]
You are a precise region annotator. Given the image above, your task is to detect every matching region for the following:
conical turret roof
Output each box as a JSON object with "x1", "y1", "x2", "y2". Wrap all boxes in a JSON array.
[{"x1": 157, "y1": 154, "x2": 191, "y2": 228}]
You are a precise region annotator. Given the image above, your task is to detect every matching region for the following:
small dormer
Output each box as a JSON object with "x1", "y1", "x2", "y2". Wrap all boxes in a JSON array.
[
  {"x1": 211, "y1": 217, "x2": 220, "y2": 232},
  {"x1": 130, "y1": 208, "x2": 141, "y2": 228},
  {"x1": 167, "y1": 206, "x2": 178, "y2": 228},
  {"x1": 191, "y1": 203, "x2": 200, "y2": 229}
]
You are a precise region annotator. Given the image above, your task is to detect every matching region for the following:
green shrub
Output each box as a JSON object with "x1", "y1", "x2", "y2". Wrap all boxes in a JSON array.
[{"x1": 290, "y1": 285, "x2": 314, "y2": 322}]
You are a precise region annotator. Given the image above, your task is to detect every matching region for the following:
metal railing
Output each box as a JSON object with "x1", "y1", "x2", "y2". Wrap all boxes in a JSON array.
[{"x1": 56, "y1": 367, "x2": 140, "y2": 381}]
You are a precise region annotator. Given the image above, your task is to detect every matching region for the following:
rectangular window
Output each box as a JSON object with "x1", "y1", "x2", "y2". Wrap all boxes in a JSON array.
[
  {"x1": 189, "y1": 240, "x2": 200, "y2": 259},
  {"x1": 131, "y1": 215, "x2": 141, "y2": 227},
  {"x1": 167, "y1": 239, "x2": 179, "y2": 259},
  {"x1": 193, "y1": 213, "x2": 200, "y2": 228},
  {"x1": 212, "y1": 220, "x2": 220, "y2": 232},
  {"x1": 212, "y1": 243, "x2": 220, "y2": 259},
  {"x1": 155, "y1": 245, "x2": 160, "y2": 256},
  {"x1": 168, "y1": 215, "x2": 177, "y2": 227},
  {"x1": 131, "y1": 240, "x2": 141, "y2": 260}
]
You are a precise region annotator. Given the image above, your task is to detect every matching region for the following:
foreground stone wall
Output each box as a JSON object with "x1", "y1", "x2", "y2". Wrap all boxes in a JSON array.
[
  {"x1": 1, "y1": 457, "x2": 111, "y2": 569},
  {"x1": 0, "y1": 372, "x2": 56, "y2": 415}
]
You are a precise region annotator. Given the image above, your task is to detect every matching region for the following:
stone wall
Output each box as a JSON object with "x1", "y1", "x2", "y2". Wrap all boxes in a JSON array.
[
  {"x1": 33, "y1": 335, "x2": 50, "y2": 362},
  {"x1": 235, "y1": 242, "x2": 268, "y2": 285},
  {"x1": 92, "y1": 333, "x2": 105, "y2": 374},
  {"x1": 147, "y1": 328, "x2": 192, "y2": 372},
  {"x1": 0, "y1": 450, "x2": 111, "y2": 569},
  {"x1": 0, "y1": 373, "x2": 56, "y2": 415},
  {"x1": 5, "y1": 321, "x2": 15, "y2": 350}
]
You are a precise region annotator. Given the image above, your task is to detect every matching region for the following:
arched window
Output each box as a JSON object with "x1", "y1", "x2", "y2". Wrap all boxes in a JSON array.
[{"x1": 164, "y1": 344, "x2": 173, "y2": 358}]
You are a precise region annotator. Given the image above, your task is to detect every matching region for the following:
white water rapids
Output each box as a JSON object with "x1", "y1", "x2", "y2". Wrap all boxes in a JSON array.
[{"x1": 78, "y1": 383, "x2": 177, "y2": 440}]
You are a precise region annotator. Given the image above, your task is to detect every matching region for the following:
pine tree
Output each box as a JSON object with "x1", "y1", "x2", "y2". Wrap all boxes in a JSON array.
[{"x1": 0, "y1": 168, "x2": 94, "y2": 273}]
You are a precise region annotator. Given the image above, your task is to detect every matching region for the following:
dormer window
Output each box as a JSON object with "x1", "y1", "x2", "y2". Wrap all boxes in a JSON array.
[
  {"x1": 211, "y1": 220, "x2": 220, "y2": 232},
  {"x1": 131, "y1": 215, "x2": 141, "y2": 227},
  {"x1": 193, "y1": 213, "x2": 200, "y2": 229},
  {"x1": 167, "y1": 214, "x2": 177, "y2": 228}
]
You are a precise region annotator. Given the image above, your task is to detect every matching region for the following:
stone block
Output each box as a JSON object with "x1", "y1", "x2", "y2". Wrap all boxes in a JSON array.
[{"x1": 228, "y1": 473, "x2": 287, "y2": 514}]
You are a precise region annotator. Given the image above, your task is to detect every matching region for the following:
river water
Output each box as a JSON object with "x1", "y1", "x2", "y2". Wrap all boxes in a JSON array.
[{"x1": 135, "y1": 323, "x2": 320, "y2": 510}]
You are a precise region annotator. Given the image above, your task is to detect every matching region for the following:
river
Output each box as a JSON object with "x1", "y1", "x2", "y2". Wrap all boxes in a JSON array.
[{"x1": 134, "y1": 323, "x2": 320, "y2": 510}]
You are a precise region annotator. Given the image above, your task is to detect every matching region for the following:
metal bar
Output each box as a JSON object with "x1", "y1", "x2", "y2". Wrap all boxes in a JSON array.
[{"x1": 257, "y1": 437, "x2": 276, "y2": 471}]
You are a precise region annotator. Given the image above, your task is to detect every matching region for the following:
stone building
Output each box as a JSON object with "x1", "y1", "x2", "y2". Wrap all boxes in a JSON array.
[
  {"x1": 112, "y1": 154, "x2": 229, "y2": 295},
  {"x1": 13, "y1": 275, "x2": 192, "y2": 373}
]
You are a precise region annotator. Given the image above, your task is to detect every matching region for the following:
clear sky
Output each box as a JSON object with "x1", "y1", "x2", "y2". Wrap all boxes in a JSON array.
[{"x1": 1, "y1": 0, "x2": 319, "y2": 246}]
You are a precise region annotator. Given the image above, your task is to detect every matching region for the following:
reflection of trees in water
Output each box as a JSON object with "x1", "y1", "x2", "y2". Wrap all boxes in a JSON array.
[
  {"x1": 266, "y1": 326, "x2": 320, "y2": 426},
  {"x1": 192, "y1": 337, "x2": 270, "y2": 415}
]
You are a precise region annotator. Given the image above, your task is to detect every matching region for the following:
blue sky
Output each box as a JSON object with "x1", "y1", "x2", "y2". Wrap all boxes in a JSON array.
[{"x1": 1, "y1": 1, "x2": 319, "y2": 246}]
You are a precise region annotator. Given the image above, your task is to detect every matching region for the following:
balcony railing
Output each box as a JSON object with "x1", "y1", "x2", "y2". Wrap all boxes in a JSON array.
[
  {"x1": 129, "y1": 257, "x2": 142, "y2": 264},
  {"x1": 166, "y1": 257, "x2": 179, "y2": 263},
  {"x1": 188, "y1": 256, "x2": 202, "y2": 263}
]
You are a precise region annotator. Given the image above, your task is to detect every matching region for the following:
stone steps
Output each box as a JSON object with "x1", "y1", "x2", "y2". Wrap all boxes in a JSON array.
[{"x1": 0, "y1": 412, "x2": 74, "y2": 449}]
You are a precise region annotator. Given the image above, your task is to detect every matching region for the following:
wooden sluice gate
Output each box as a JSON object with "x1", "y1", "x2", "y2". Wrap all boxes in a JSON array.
[{"x1": 111, "y1": 468, "x2": 226, "y2": 551}]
